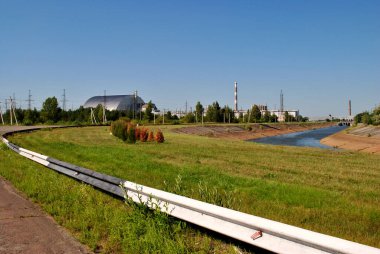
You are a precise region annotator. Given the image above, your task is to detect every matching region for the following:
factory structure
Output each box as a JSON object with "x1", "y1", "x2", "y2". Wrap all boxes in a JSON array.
[{"x1": 233, "y1": 81, "x2": 299, "y2": 122}]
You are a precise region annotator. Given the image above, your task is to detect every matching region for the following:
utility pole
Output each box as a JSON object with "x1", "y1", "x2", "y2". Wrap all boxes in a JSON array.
[
  {"x1": 90, "y1": 108, "x2": 98, "y2": 124},
  {"x1": 133, "y1": 90, "x2": 137, "y2": 120},
  {"x1": 12, "y1": 93, "x2": 17, "y2": 109},
  {"x1": 9, "y1": 97, "x2": 18, "y2": 125},
  {"x1": 103, "y1": 90, "x2": 107, "y2": 124},
  {"x1": 0, "y1": 102, "x2": 4, "y2": 125},
  {"x1": 62, "y1": 89, "x2": 67, "y2": 111},
  {"x1": 185, "y1": 101, "x2": 188, "y2": 114}
]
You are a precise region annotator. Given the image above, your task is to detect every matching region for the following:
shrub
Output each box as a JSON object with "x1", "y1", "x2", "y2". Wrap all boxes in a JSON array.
[
  {"x1": 111, "y1": 120, "x2": 127, "y2": 141},
  {"x1": 135, "y1": 128, "x2": 140, "y2": 141},
  {"x1": 140, "y1": 128, "x2": 148, "y2": 142},
  {"x1": 147, "y1": 131, "x2": 154, "y2": 142},
  {"x1": 126, "y1": 123, "x2": 136, "y2": 144},
  {"x1": 155, "y1": 130, "x2": 165, "y2": 143}
]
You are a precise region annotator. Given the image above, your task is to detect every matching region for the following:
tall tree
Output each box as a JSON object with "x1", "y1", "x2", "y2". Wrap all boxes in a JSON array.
[
  {"x1": 144, "y1": 101, "x2": 153, "y2": 121},
  {"x1": 41, "y1": 97, "x2": 59, "y2": 122},
  {"x1": 195, "y1": 101, "x2": 204, "y2": 123},
  {"x1": 262, "y1": 111, "x2": 270, "y2": 122},
  {"x1": 206, "y1": 101, "x2": 222, "y2": 122},
  {"x1": 251, "y1": 105, "x2": 261, "y2": 122}
]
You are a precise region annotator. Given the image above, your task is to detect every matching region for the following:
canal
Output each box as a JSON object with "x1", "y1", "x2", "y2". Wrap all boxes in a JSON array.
[{"x1": 251, "y1": 125, "x2": 347, "y2": 149}]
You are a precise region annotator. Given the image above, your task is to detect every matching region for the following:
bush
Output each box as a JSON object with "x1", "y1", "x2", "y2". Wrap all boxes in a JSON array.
[
  {"x1": 111, "y1": 120, "x2": 127, "y2": 141},
  {"x1": 135, "y1": 128, "x2": 140, "y2": 141},
  {"x1": 155, "y1": 130, "x2": 165, "y2": 143},
  {"x1": 140, "y1": 128, "x2": 148, "y2": 142},
  {"x1": 111, "y1": 119, "x2": 156, "y2": 144},
  {"x1": 148, "y1": 131, "x2": 154, "y2": 142},
  {"x1": 126, "y1": 123, "x2": 136, "y2": 144}
]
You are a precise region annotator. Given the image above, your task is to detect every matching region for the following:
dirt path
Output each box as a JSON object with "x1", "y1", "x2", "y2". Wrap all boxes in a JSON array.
[
  {"x1": 1, "y1": 126, "x2": 92, "y2": 254},
  {"x1": 321, "y1": 125, "x2": 380, "y2": 155}
]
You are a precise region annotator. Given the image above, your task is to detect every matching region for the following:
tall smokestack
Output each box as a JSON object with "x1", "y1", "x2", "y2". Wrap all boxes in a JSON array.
[
  {"x1": 234, "y1": 81, "x2": 238, "y2": 111},
  {"x1": 349, "y1": 99, "x2": 352, "y2": 116},
  {"x1": 280, "y1": 90, "x2": 284, "y2": 112}
]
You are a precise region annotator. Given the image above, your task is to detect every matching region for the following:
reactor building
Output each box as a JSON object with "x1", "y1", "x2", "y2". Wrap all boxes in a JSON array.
[{"x1": 83, "y1": 93, "x2": 145, "y2": 112}]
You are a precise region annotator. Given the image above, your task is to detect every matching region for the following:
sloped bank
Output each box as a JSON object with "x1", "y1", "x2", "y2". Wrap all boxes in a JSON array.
[
  {"x1": 173, "y1": 122, "x2": 336, "y2": 141},
  {"x1": 321, "y1": 125, "x2": 380, "y2": 154}
]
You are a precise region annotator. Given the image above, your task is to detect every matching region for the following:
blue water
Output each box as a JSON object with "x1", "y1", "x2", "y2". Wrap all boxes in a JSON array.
[{"x1": 251, "y1": 126, "x2": 347, "y2": 149}]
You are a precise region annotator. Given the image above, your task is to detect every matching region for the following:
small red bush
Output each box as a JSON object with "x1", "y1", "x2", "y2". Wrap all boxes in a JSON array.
[
  {"x1": 140, "y1": 128, "x2": 148, "y2": 142},
  {"x1": 147, "y1": 131, "x2": 154, "y2": 142},
  {"x1": 155, "y1": 129, "x2": 165, "y2": 143},
  {"x1": 135, "y1": 128, "x2": 140, "y2": 141}
]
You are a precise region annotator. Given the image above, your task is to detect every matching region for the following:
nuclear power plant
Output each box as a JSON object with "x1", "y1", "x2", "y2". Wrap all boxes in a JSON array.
[{"x1": 232, "y1": 81, "x2": 299, "y2": 121}]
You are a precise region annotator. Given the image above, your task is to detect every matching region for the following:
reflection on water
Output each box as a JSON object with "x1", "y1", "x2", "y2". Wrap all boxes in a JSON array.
[{"x1": 251, "y1": 126, "x2": 347, "y2": 149}]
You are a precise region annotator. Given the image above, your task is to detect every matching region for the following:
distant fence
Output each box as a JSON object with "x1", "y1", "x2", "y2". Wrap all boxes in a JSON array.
[{"x1": 2, "y1": 127, "x2": 380, "y2": 254}]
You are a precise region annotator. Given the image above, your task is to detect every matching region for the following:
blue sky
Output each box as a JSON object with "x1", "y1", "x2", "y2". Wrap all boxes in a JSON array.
[{"x1": 1, "y1": 0, "x2": 379, "y2": 118}]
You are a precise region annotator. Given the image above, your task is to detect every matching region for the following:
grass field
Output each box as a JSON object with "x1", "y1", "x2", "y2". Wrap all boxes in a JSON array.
[{"x1": 2, "y1": 126, "x2": 380, "y2": 252}]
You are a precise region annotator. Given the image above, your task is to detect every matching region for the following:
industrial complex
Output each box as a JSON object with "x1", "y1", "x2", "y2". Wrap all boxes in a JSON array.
[
  {"x1": 82, "y1": 81, "x2": 300, "y2": 122},
  {"x1": 233, "y1": 81, "x2": 299, "y2": 122}
]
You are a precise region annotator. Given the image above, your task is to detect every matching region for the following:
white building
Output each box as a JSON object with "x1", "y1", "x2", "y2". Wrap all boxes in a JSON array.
[{"x1": 268, "y1": 110, "x2": 299, "y2": 122}]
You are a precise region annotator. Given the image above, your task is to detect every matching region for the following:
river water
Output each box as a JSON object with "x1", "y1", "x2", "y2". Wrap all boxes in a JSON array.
[{"x1": 251, "y1": 125, "x2": 347, "y2": 149}]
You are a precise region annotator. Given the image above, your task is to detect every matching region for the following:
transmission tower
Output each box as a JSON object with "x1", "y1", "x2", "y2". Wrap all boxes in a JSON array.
[
  {"x1": 26, "y1": 90, "x2": 34, "y2": 110},
  {"x1": 62, "y1": 89, "x2": 67, "y2": 111}
]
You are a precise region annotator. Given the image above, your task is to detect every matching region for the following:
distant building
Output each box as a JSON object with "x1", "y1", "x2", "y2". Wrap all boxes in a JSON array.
[
  {"x1": 83, "y1": 94, "x2": 145, "y2": 111},
  {"x1": 268, "y1": 110, "x2": 299, "y2": 122},
  {"x1": 141, "y1": 103, "x2": 160, "y2": 115}
]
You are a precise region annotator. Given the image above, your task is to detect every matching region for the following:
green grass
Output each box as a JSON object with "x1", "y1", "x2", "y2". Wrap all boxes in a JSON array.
[
  {"x1": 0, "y1": 137, "x2": 248, "y2": 254},
  {"x1": 3, "y1": 126, "x2": 380, "y2": 251}
]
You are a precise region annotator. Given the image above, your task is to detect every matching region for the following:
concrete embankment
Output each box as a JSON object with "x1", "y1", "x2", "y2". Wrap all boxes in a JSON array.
[
  {"x1": 321, "y1": 125, "x2": 380, "y2": 154},
  {"x1": 173, "y1": 122, "x2": 336, "y2": 141}
]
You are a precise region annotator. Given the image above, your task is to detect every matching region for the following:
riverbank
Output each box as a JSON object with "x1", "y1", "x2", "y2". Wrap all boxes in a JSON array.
[
  {"x1": 172, "y1": 122, "x2": 336, "y2": 141},
  {"x1": 321, "y1": 125, "x2": 380, "y2": 154}
]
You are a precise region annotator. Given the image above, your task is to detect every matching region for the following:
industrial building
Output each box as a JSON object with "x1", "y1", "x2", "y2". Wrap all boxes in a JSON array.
[
  {"x1": 232, "y1": 82, "x2": 300, "y2": 121},
  {"x1": 83, "y1": 94, "x2": 145, "y2": 111}
]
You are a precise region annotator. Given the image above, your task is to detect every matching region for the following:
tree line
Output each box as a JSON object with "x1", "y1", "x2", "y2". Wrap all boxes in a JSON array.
[
  {"x1": 1, "y1": 97, "x2": 308, "y2": 125},
  {"x1": 354, "y1": 105, "x2": 380, "y2": 125}
]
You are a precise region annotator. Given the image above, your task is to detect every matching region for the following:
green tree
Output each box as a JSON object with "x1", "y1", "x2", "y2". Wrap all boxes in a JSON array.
[
  {"x1": 270, "y1": 114, "x2": 278, "y2": 122},
  {"x1": 23, "y1": 108, "x2": 39, "y2": 125},
  {"x1": 144, "y1": 101, "x2": 154, "y2": 121},
  {"x1": 372, "y1": 105, "x2": 380, "y2": 125},
  {"x1": 362, "y1": 112, "x2": 372, "y2": 124},
  {"x1": 41, "y1": 97, "x2": 59, "y2": 122},
  {"x1": 284, "y1": 111, "x2": 289, "y2": 122},
  {"x1": 206, "y1": 101, "x2": 222, "y2": 122},
  {"x1": 181, "y1": 112, "x2": 195, "y2": 123},
  {"x1": 251, "y1": 105, "x2": 261, "y2": 122},
  {"x1": 195, "y1": 101, "x2": 204, "y2": 123},
  {"x1": 261, "y1": 111, "x2": 270, "y2": 122}
]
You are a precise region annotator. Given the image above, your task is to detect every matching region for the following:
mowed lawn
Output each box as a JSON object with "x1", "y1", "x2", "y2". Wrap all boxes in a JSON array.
[{"x1": 7, "y1": 126, "x2": 380, "y2": 248}]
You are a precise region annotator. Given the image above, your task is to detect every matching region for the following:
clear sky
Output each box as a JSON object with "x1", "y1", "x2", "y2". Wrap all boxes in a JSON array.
[{"x1": 1, "y1": 0, "x2": 379, "y2": 118}]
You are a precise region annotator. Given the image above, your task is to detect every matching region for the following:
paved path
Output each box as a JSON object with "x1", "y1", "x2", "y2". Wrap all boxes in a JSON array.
[{"x1": 0, "y1": 125, "x2": 92, "y2": 254}]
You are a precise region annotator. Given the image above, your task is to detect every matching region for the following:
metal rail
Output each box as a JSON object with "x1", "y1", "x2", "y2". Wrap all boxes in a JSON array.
[{"x1": 2, "y1": 131, "x2": 380, "y2": 254}]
